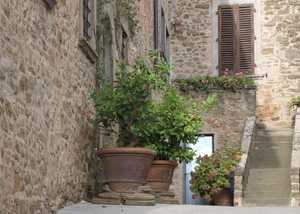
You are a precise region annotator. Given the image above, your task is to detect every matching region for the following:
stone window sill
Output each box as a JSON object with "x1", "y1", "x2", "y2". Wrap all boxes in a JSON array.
[{"x1": 79, "y1": 38, "x2": 98, "y2": 64}]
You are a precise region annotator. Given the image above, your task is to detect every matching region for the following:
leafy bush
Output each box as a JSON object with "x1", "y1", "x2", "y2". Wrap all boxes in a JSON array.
[
  {"x1": 175, "y1": 74, "x2": 255, "y2": 92},
  {"x1": 91, "y1": 53, "x2": 170, "y2": 147},
  {"x1": 135, "y1": 87, "x2": 216, "y2": 163},
  {"x1": 288, "y1": 96, "x2": 300, "y2": 111},
  {"x1": 190, "y1": 143, "x2": 241, "y2": 202}
]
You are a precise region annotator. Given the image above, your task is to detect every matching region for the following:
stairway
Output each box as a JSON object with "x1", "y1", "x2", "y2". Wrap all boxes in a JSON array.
[{"x1": 243, "y1": 127, "x2": 293, "y2": 206}]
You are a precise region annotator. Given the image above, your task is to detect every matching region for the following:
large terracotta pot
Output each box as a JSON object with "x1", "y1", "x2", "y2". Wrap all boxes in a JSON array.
[
  {"x1": 146, "y1": 160, "x2": 178, "y2": 192},
  {"x1": 212, "y1": 188, "x2": 233, "y2": 206},
  {"x1": 97, "y1": 147, "x2": 155, "y2": 193}
]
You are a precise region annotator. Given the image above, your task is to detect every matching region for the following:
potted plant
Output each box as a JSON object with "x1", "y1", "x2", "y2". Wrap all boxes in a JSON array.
[
  {"x1": 190, "y1": 143, "x2": 241, "y2": 206},
  {"x1": 289, "y1": 96, "x2": 300, "y2": 111},
  {"x1": 92, "y1": 54, "x2": 170, "y2": 193},
  {"x1": 136, "y1": 87, "x2": 216, "y2": 193}
]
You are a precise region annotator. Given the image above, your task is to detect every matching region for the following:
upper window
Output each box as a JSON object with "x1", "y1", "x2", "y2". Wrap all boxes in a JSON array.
[
  {"x1": 218, "y1": 4, "x2": 255, "y2": 74},
  {"x1": 154, "y1": 0, "x2": 170, "y2": 61},
  {"x1": 121, "y1": 27, "x2": 129, "y2": 62},
  {"x1": 42, "y1": 0, "x2": 56, "y2": 9},
  {"x1": 79, "y1": 0, "x2": 97, "y2": 63}
]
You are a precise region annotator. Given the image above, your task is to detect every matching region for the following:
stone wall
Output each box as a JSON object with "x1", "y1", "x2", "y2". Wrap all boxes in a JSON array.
[
  {"x1": 170, "y1": 89, "x2": 256, "y2": 203},
  {"x1": 256, "y1": 0, "x2": 300, "y2": 126},
  {"x1": 170, "y1": 0, "x2": 212, "y2": 78},
  {"x1": 0, "y1": 1, "x2": 96, "y2": 213},
  {"x1": 171, "y1": 0, "x2": 300, "y2": 126},
  {"x1": 197, "y1": 90, "x2": 256, "y2": 148}
]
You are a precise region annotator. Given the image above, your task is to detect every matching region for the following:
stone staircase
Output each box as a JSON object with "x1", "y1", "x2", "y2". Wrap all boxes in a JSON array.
[{"x1": 243, "y1": 127, "x2": 293, "y2": 206}]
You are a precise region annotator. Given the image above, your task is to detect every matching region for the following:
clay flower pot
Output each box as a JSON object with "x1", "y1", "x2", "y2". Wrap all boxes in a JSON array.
[
  {"x1": 146, "y1": 160, "x2": 178, "y2": 192},
  {"x1": 212, "y1": 188, "x2": 233, "y2": 206},
  {"x1": 97, "y1": 147, "x2": 155, "y2": 193}
]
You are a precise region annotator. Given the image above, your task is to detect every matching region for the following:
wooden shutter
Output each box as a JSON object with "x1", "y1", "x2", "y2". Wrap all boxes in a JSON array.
[
  {"x1": 219, "y1": 5, "x2": 235, "y2": 74},
  {"x1": 239, "y1": 4, "x2": 254, "y2": 73},
  {"x1": 218, "y1": 4, "x2": 254, "y2": 74}
]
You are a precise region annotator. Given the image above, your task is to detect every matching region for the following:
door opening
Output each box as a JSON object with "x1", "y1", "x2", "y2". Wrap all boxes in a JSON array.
[{"x1": 184, "y1": 135, "x2": 214, "y2": 204}]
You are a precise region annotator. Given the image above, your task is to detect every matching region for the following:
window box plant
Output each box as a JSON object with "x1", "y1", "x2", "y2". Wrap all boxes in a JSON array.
[
  {"x1": 92, "y1": 55, "x2": 170, "y2": 193},
  {"x1": 136, "y1": 87, "x2": 216, "y2": 193},
  {"x1": 190, "y1": 143, "x2": 241, "y2": 206}
]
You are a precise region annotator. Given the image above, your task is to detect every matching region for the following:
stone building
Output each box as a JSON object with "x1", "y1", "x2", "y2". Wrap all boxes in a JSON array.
[
  {"x1": 0, "y1": 0, "x2": 300, "y2": 213},
  {"x1": 170, "y1": 0, "x2": 300, "y2": 207},
  {"x1": 0, "y1": 0, "x2": 172, "y2": 213}
]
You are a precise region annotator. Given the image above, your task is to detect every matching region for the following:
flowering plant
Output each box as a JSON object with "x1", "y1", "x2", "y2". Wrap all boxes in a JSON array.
[
  {"x1": 175, "y1": 70, "x2": 255, "y2": 92},
  {"x1": 190, "y1": 143, "x2": 241, "y2": 202}
]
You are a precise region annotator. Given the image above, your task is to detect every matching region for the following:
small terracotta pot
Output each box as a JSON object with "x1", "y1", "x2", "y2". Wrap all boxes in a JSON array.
[
  {"x1": 146, "y1": 160, "x2": 178, "y2": 192},
  {"x1": 97, "y1": 147, "x2": 155, "y2": 193},
  {"x1": 212, "y1": 188, "x2": 233, "y2": 206}
]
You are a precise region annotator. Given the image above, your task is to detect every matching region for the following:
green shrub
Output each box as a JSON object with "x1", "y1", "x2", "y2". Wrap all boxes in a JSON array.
[
  {"x1": 135, "y1": 87, "x2": 216, "y2": 163},
  {"x1": 288, "y1": 96, "x2": 300, "y2": 111},
  {"x1": 91, "y1": 53, "x2": 170, "y2": 147}
]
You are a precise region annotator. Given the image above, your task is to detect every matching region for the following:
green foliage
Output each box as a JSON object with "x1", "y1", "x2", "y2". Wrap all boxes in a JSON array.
[
  {"x1": 91, "y1": 53, "x2": 171, "y2": 147},
  {"x1": 175, "y1": 74, "x2": 255, "y2": 92},
  {"x1": 135, "y1": 87, "x2": 217, "y2": 163},
  {"x1": 190, "y1": 143, "x2": 241, "y2": 202},
  {"x1": 288, "y1": 96, "x2": 300, "y2": 111}
]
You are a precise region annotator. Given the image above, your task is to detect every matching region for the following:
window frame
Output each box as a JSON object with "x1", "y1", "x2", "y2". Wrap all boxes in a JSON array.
[
  {"x1": 154, "y1": 0, "x2": 170, "y2": 62},
  {"x1": 79, "y1": 0, "x2": 98, "y2": 63}
]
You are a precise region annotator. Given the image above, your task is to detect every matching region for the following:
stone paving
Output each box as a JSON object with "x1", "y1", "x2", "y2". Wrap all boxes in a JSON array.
[{"x1": 58, "y1": 202, "x2": 300, "y2": 214}]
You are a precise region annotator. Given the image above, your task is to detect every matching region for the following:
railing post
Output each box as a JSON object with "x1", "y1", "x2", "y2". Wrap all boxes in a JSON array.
[
  {"x1": 234, "y1": 116, "x2": 256, "y2": 207},
  {"x1": 291, "y1": 108, "x2": 300, "y2": 207}
]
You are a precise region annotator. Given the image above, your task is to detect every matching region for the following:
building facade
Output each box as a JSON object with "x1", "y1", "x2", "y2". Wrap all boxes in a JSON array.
[{"x1": 1, "y1": 0, "x2": 300, "y2": 213}]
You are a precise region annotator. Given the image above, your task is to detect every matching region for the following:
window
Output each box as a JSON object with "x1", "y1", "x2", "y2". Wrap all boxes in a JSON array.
[
  {"x1": 42, "y1": 0, "x2": 56, "y2": 9},
  {"x1": 121, "y1": 28, "x2": 129, "y2": 62},
  {"x1": 103, "y1": 18, "x2": 114, "y2": 83},
  {"x1": 79, "y1": 0, "x2": 97, "y2": 63},
  {"x1": 154, "y1": 0, "x2": 170, "y2": 61},
  {"x1": 218, "y1": 4, "x2": 255, "y2": 74},
  {"x1": 184, "y1": 135, "x2": 214, "y2": 204}
]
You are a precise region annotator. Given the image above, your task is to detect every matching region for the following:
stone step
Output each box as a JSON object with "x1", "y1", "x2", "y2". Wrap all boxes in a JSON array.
[
  {"x1": 254, "y1": 135, "x2": 293, "y2": 144},
  {"x1": 248, "y1": 159, "x2": 291, "y2": 169},
  {"x1": 244, "y1": 191, "x2": 290, "y2": 198},
  {"x1": 243, "y1": 196, "x2": 290, "y2": 206},
  {"x1": 246, "y1": 177, "x2": 290, "y2": 186},
  {"x1": 246, "y1": 183, "x2": 290, "y2": 192},
  {"x1": 248, "y1": 168, "x2": 290, "y2": 177},
  {"x1": 255, "y1": 129, "x2": 293, "y2": 137}
]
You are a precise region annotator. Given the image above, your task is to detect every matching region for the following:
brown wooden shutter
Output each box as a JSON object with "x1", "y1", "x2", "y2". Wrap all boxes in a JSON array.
[
  {"x1": 219, "y1": 5, "x2": 235, "y2": 74},
  {"x1": 239, "y1": 4, "x2": 254, "y2": 73},
  {"x1": 218, "y1": 4, "x2": 254, "y2": 74}
]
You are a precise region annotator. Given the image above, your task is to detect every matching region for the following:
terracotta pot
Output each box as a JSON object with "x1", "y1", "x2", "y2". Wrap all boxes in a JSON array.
[
  {"x1": 146, "y1": 160, "x2": 178, "y2": 192},
  {"x1": 212, "y1": 188, "x2": 233, "y2": 206},
  {"x1": 97, "y1": 147, "x2": 155, "y2": 193}
]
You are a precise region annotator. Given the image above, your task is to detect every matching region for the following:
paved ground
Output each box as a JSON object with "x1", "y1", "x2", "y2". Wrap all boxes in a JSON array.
[{"x1": 58, "y1": 202, "x2": 300, "y2": 214}]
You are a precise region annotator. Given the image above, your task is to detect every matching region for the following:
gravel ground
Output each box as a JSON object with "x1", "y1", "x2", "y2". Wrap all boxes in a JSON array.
[{"x1": 58, "y1": 202, "x2": 300, "y2": 214}]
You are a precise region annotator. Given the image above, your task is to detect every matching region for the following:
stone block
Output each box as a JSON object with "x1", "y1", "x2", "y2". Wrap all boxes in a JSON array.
[{"x1": 90, "y1": 192, "x2": 156, "y2": 206}]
